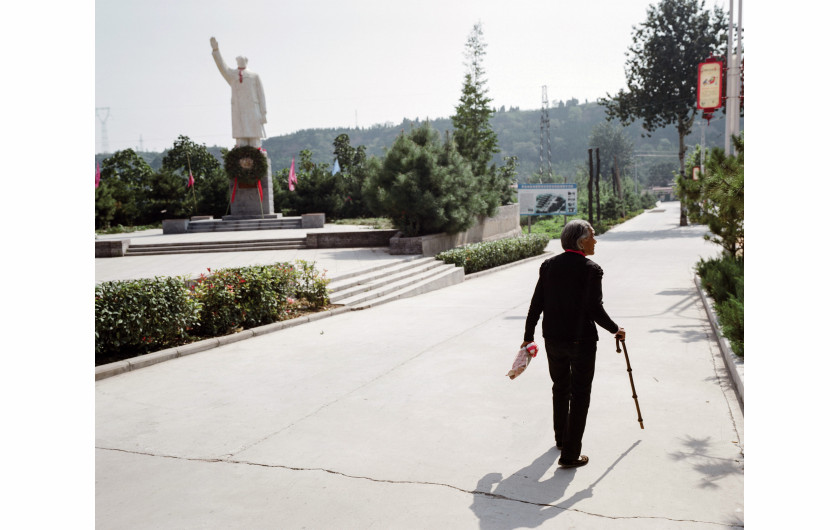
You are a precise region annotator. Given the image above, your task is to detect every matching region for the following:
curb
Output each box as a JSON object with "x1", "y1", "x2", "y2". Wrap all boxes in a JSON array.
[
  {"x1": 95, "y1": 306, "x2": 354, "y2": 381},
  {"x1": 95, "y1": 253, "x2": 553, "y2": 382},
  {"x1": 462, "y1": 251, "x2": 556, "y2": 280},
  {"x1": 694, "y1": 274, "x2": 744, "y2": 409}
]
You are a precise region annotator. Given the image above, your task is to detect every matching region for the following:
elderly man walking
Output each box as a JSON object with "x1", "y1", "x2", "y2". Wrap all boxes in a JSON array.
[{"x1": 522, "y1": 219, "x2": 625, "y2": 468}]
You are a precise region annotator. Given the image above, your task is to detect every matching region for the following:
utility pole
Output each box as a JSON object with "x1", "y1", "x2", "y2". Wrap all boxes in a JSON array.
[
  {"x1": 138, "y1": 134, "x2": 144, "y2": 152},
  {"x1": 725, "y1": 0, "x2": 743, "y2": 155},
  {"x1": 96, "y1": 107, "x2": 111, "y2": 154},
  {"x1": 588, "y1": 148, "x2": 594, "y2": 226},
  {"x1": 595, "y1": 147, "x2": 601, "y2": 223},
  {"x1": 539, "y1": 85, "x2": 551, "y2": 181}
]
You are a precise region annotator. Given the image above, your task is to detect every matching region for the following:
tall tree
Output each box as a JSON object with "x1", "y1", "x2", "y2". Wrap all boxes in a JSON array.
[
  {"x1": 451, "y1": 22, "x2": 502, "y2": 216},
  {"x1": 97, "y1": 149, "x2": 156, "y2": 226},
  {"x1": 161, "y1": 135, "x2": 222, "y2": 181},
  {"x1": 599, "y1": 0, "x2": 727, "y2": 225},
  {"x1": 332, "y1": 133, "x2": 371, "y2": 218},
  {"x1": 588, "y1": 122, "x2": 635, "y2": 184}
]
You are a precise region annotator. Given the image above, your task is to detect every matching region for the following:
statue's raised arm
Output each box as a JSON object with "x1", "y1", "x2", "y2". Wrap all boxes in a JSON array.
[{"x1": 209, "y1": 36, "x2": 267, "y2": 148}]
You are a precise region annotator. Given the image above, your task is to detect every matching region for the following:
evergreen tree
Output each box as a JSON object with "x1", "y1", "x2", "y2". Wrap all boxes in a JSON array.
[
  {"x1": 680, "y1": 135, "x2": 744, "y2": 256},
  {"x1": 451, "y1": 22, "x2": 504, "y2": 216},
  {"x1": 363, "y1": 123, "x2": 484, "y2": 236}
]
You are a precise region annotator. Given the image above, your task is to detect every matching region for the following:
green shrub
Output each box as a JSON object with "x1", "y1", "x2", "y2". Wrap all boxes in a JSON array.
[
  {"x1": 436, "y1": 234, "x2": 550, "y2": 274},
  {"x1": 95, "y1": 277, "x2": 200, "y2": 362},
  {"x1": 292, "y1": 259, "x2": 331, "y2": 306},
  {"x1": 717, "y1": 282, "x2": 744, "y2": 357},
  {"x1": 192, "y1": 261, "x2": 330, "y2": 337},
  {"x1": 696, "y1": 255, "x2": 744, "y2": 357},
  {"x1": 696, "y1": 255, "x2": 744, "y2": 305},
  {"x1": 95, "y1": 261, "x2": 331, "y2": 364}
]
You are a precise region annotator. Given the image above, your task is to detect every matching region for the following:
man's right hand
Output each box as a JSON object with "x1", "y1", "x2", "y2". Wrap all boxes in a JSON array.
[
  {"x1": 615, "y1": 327, "x2": 626, "y2": 340},
  {"x1": 210, "y1": 37, "x2": 218, "y2": 50}
]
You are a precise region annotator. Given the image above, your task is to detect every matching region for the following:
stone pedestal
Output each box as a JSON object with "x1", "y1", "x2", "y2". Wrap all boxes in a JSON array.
[
  {"x1": 301, "y1": 213, "x2": 325, "y2": 228},
  {"x1": 227, "y1": 153, "x2": 276, "y2": 219},
  {"x1": 162, "y1": 219, "x2": 190, "y2": 234}
]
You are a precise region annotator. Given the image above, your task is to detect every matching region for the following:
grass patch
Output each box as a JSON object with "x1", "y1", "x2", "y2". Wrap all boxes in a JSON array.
[
  {"x1": 96, "y1": 223, "x2": 162, "y2": 235},
  {"x1": 332, "y1": 217, "x2": 395, "y2": 230}
]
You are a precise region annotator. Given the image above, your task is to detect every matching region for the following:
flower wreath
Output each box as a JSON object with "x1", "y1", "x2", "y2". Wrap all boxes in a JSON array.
[{"x1": 223, "y1": 146, "x2": 268, "y2": 185}]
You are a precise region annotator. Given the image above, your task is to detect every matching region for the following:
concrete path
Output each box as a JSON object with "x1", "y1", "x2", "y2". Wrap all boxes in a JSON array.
[
  {"x1": 95, "y1": 223, "x2": 409, "y2": 283},
  {"x1": 95, "y1": 201, "x2": 744, "y2": 529}
]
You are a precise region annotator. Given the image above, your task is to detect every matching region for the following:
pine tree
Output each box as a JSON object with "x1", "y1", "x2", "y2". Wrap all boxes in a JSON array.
[
  {"x1": 451, "y1": 22, "x2": 506, "y2": 217},
  {"x1": 363, "y1": 123, "x2": 484, "y2": 236}
]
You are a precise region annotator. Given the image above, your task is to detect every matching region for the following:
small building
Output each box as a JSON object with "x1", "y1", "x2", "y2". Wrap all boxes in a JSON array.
[{"x1": 648, "y1": 184, "x2": 676, "y2": 202}]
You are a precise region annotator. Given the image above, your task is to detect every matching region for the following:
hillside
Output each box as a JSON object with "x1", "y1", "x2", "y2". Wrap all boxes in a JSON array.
[{"x1": 96, "y1": 101, "x2": 738, "y2": 187}]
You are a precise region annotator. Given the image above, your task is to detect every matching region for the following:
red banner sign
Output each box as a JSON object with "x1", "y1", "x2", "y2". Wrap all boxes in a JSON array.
[{"x1": 697, "y1": 58, "x2": 724, "y2": 110}]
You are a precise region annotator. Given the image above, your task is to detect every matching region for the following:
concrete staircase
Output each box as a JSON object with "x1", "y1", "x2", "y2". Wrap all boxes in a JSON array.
[
  {"x1": 188, "y1": 218, "x2": 302, "y2": 232},
  {"x1": 125, "y1": 237, "x2": 307, "y2": 256},
  {"x1": 327, "y1": 256, "x2": 464, "y2": 309}
]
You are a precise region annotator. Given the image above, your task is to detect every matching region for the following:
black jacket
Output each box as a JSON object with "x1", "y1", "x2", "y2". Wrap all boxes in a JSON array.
[{"x1": 524, "y1": 252, "x2": 618, "y2": 342}]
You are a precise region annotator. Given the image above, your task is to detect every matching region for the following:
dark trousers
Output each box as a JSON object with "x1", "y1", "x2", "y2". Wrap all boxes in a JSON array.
[{"x1": 545, "y1": 338, "x2": 597, "y2": 462}]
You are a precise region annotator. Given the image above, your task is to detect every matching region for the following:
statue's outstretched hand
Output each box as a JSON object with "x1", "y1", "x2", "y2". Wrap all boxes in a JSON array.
[{"x1": 210, "y1": 37, "x2": 218, "y2": 51}]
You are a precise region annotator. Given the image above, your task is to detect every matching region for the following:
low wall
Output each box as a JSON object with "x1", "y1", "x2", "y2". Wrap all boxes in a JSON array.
[
  {"x1": 301, "y1": 213, "x2": 326, "y2": 229},
  {"x1": 389, "y1": 203, "x2": 521, "y2": 256},
  {"x1": 95, "y1": 239, "x2": 130, "y2": 258},
  {"x1": 162, "y1": 219, "x2": 190, "y2": 234},
  {"x1": 306, "y1": 230, "x2": 399, "y2": 249}
]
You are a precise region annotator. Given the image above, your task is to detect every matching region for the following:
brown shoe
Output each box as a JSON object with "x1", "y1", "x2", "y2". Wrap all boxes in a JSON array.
[{"x1": 559, "y1": 455, "x2": 589, "y2": 468}]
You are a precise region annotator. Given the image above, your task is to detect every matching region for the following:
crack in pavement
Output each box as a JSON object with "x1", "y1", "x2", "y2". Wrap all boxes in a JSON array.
[{"x1": 96, "y1": 446, "x2": 742, "y2": 527}]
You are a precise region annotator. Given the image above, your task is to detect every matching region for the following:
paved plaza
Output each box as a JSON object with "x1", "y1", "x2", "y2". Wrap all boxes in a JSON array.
[{"x1": 95, "y1": 201, "x2": 744, "y2": 528}]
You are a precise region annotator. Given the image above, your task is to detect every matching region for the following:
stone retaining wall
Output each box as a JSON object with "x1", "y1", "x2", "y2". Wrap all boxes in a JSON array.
[
  {"x1": 389, "y1": 203, "x2": 521, "y2": 256},
  {"x1": 95, "y1": 239, "x2": 130, "y2": 258},
  {"x1": 306, "y1": 230, "x2": 399, "y2": 249}
]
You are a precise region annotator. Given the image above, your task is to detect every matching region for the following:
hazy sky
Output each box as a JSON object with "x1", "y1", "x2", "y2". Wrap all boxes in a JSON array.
[{"x1": 95, "y1": 0, "x2": 733, "y2": 153}]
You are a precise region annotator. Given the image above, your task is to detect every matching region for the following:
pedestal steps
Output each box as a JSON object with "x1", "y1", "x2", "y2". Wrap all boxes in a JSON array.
[
  {"x1": 188, "y1": 218, "x2": 302, "y2": 232},
  {"x1": 328, "y1": 257, "x2": 465, "y2": 309},
  {"x1": 124, "y1": 238, "x2": 307, "y2": 256}
]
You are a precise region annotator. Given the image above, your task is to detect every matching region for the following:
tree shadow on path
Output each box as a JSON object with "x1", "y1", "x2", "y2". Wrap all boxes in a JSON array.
[{"x1": 470, "y1": 440, "x2": 641, "y2": 529}]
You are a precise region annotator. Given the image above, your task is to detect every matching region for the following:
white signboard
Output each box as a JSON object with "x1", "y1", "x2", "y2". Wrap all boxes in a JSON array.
[{"x1": 518, "y1": 183, "x2": 577, "y2": 216}]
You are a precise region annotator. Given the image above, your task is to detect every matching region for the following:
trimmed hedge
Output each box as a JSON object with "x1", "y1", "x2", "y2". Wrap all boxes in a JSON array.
[
  {"x1": 435, "y1": 234, "x2": 550, "y2": 274},
  {"x1": 95, "y1": 276, "x2": 200, "y2": 362},
  {"x1": 95, "y1": 260, "x2": 330, "y2": 365},
  {"x1": 696, "y1": 255, "x2": 744, "y2": 357}
]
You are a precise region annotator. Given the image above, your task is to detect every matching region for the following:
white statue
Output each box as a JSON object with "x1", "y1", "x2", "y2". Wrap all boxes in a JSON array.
[{"x1": 210, "y1": 37, "x2": 267, "y2": 148}]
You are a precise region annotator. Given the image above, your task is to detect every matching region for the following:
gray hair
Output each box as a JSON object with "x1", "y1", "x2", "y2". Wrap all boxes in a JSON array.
[{"x1": 560, "y1": 219, "x2": 594, "y2": 251}]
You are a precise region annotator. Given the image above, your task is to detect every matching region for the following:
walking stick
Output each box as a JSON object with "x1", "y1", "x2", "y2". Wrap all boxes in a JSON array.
[{"x1": 616, "y1": 338, "x2": 644, "y2": 429}]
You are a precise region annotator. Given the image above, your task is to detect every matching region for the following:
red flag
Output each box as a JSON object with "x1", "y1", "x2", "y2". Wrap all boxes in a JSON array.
[
  {"x1": 258, "y1": 180, "x2": 264, "y2": 201},
  {"x1": 187, "y1": 171, "x2": 195, "y2": 188},
  {"x1": 288, "y1": 157, "x2": 297, "y2": 191},
  {"x1": 95, "y1": 163, "x2": 101, "y2": 188},
  {"x1": 231, "y1": 178, "x2": 238, "y2": 203}
]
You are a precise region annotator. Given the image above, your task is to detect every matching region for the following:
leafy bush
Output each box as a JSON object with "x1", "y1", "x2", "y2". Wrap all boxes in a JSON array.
[
  {"x1": 95, "y1": 261, "x2": 330, "y2": 364},
  {"x1": 640, "y1": 191, "x2": 658, "y2": 209},
  {"x1": 95, "y1": 277, "x2": 201, "y2": 363},
  {"x1": 436, "y1": 234, "x2": 550, "y2": 274},
  {"x1": 696, "y1": 255, "x2": 744, "y2": 357},
  {"x1": 192, "y1": 261, "x2": 330, "y2": 337}
]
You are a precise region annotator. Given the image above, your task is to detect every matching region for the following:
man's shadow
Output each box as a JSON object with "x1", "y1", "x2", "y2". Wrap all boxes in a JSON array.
[{"x1": 470, "y1": 441, "x2": 641, "y2": 529}]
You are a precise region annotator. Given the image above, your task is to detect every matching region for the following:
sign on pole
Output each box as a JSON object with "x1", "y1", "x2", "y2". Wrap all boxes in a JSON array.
[
  {"x1": 697, "y1": 57, "x2": 724, "y2": 111},
  {"x1": 518, "y1": 183, "x2": 577, "y2": 216}
]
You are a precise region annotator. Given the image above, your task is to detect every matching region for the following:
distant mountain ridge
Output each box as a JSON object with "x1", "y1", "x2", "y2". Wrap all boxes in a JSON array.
[{"x1": 96, "y1": 101, "x2": 734, "y2": 183}]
